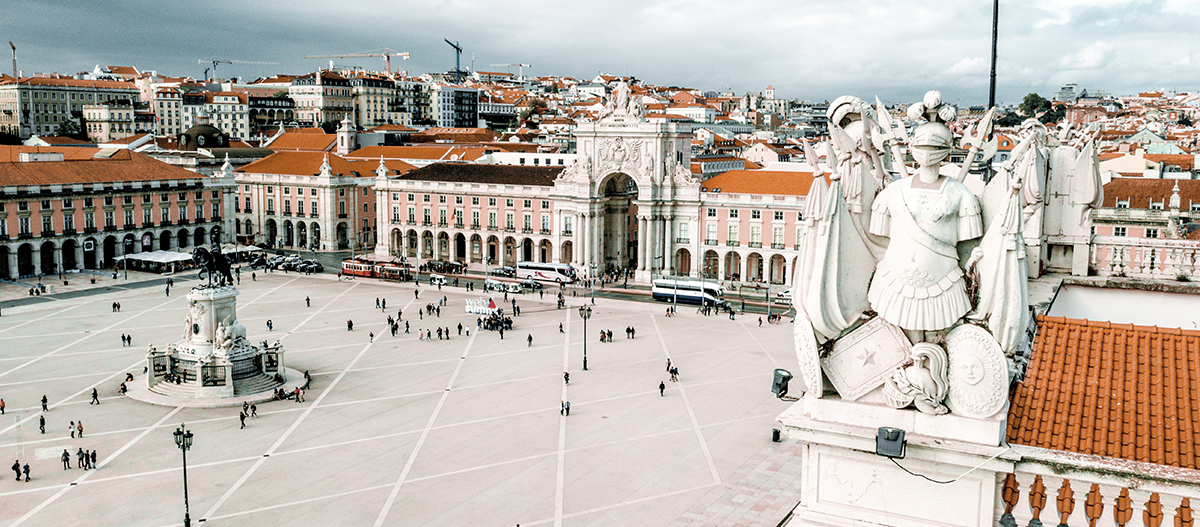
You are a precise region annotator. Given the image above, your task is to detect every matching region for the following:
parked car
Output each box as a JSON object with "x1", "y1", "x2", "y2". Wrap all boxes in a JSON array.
[
  {"x1": 521, "y1": 278, "x2": 543, "y2": 290},
  {"x1": 429, "y1": 274, "x2": 447, "y2": 286},
  {"x1": 490, "y1": 266, "x2": 516, "y2": 278}
]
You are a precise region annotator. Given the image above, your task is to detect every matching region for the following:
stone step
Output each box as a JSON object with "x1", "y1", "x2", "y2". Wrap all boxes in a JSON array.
[
  {"x1": 233, "y1": 374, "x2": 282, "y2": 396},
  {"x1": 148, "y1": 380, "x2": 197, "y2": 398}
]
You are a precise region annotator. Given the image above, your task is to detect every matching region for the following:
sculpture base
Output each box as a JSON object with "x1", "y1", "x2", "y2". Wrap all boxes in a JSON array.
[
  {"x1": 127, "y1": 367, "x2": 305, "y2": 408},
  {"x1": 776, "y1": 396, "x2": 1015, "y2": 527}
]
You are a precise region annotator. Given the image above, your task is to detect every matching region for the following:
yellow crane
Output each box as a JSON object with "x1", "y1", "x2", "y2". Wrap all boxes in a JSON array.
[{"x1": 304, "y1": 49, "x2": 410, "y2": 76}]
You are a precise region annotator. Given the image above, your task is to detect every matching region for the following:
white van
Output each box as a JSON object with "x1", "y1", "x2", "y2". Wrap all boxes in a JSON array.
[
  {"x1": 485, "y1": 279, "x2": 521, "y2": 293},
  {"x1": 429, "y1": 274, "x2": 447, "y2": 286}
]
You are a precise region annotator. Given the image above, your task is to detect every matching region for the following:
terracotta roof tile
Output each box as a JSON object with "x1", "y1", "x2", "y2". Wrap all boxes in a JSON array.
[
  {"x1": 1102, "y1": 178, "x2": 1200, "y2": 209},
  {"x1": 1008, "y1": 315, "x2": 1200, "y2": 469},
  {"x1": 397, "y1": 163, "x2": 561, "y2": 187},
  {"x1": 237, "y1": 151, "x2": 413, "y2": 177},
  {"x1": 699, "y1": 169, "x2": 814, "y2": 197},
  {"x1": 266, "y1": 133, "x2": 336, "y2": 152},
  {"x1": 0, "y1": 146, "x2": 200, "y2": 185}
]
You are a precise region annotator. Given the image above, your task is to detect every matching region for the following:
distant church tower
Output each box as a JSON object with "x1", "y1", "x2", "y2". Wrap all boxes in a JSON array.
[
  {"x1": 336, "y1": 118, "x2": 356, "y2": 156},
  {"x1": 764, "y1": 85, "x2": 775, "y2": 100}
]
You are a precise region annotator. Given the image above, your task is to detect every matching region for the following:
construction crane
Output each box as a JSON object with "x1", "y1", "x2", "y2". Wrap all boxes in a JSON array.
[
  {"x1": 197, "y1": 59, "x2": 279, "y2": 79},
  {"x1": 444, "y1": 39, "x2": 463, "y2": 83},
  {"x1": 303, "y1": 48, "x2": 410, "y2": 77},
  {"x1": 489, "y1": 63, "x2": 531, "y2": 80}
]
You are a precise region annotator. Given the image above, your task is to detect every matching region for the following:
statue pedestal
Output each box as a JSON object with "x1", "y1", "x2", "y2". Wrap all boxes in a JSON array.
[{"x1": 776, "y1": 396, "x2": 1015, "y2": 527}]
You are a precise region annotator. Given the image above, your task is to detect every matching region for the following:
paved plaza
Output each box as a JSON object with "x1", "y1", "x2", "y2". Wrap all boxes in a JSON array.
[{"x1": 0, "y1": 271, "x2": 800, "y2": 526}]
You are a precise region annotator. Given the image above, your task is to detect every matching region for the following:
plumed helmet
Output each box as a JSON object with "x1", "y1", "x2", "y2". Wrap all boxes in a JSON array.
[
  {"x1": 827, "y1": 95, "x2": 873, "y2": 128},
  {"x1": 911, "y1": 122, "x2": 954, "y2": 149}
]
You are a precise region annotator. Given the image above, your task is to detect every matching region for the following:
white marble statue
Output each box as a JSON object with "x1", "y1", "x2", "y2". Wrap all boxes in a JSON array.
[
  {"x1": 867, "y1": 100, "x2": 982, "y2": 337},
  {"x1": 882, "y1": 343, "x2": 950, "y2": 414}
]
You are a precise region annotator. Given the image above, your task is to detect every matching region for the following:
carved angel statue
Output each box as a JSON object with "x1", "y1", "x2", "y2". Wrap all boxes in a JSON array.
[{"x1": 882, "y1": 343, "x2": 950, "y2": 414}]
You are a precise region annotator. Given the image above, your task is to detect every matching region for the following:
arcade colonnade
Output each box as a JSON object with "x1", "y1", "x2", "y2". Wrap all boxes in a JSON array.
[{"x1": 0, "y1": 225, "x2": 219, "y2": 280}]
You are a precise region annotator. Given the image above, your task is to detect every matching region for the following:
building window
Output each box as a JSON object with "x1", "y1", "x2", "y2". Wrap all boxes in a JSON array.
[
  {"x1": 64, "y1": 214, "x2": 74, "y2": 231},
  {"x1": 85, "y1": 213, "x2": 95, "y2": 230},
  {"x1": 773, "y1": 226, "x2": 784, "y2": 245},
  {"x1": 472, "y1": 197, "x2": 479, "y2": 205},
  {"x1": 707, "y1": 223, "x2": 717, "y2": 242},
  {"x1": 489, "y1": 198, "x2": 496, "y2": 206},
  {"x1": 541, "y1": 200, "x2": 549, "y2": 209},
  {"x1": 105, "y1": 211, "x2": 115, "y2": 228},
  {"x1": 750, "y1": 225, "x2": 761, "y2": 244},
  {"x1": 363, "y1": 203, "x2": 369, "y2": 213},
  {"x1": 105, "y1": 196, "x2": 114, "y2": 206},
  {"x1": 338, "y1": 201, "x2": 346, "y2": 216},
  {"x1": 19, "y1": 216, "x2": 30, "y2": 234},
  {"x1": 423, "y1": 208, "x2": 431, "y2": 223},
  {"x1": 84, "y1": 197, "x2": 93, "y2": 208},
  {"x1": 505, "y1": 213, "x2": 514, "y2": 230},
  {"x1": 728, "y1": 224, "x2": 738, "y2": 241},
  {"x1": 1147, "y1": 228, "x2": 1159, "y2": 238},
  {"x1": 408, "y1": 207, "x2": 416, "y2": 223},
  {"x1": 266, "y1": 198, "x2": 274, "y2": 215},
  {"x1": 439, "y1": 209, "x2": 447, "y2": 224},
  {"x1": 42, "y1": 215, "x2": 53, "y2": 233},
  {"x1": 284, "y1": 200, "x2": 291, "y2": 214},
  {"x1": 523, "y1": 214, "x2": 532, "y2": 231},
  {"x1": 39, "y1": 200, "x2": 50, "y2": 210},
  {"x1": 311, "y1": 201, "x2": 318, "y2": 216},
  {"x1": 1150, "y1": 201, "x2": 1164, "y2": 210},
  {"x1": 455, "y1": 196, "x2": 462, "y2": 204},
  {"x1": 422, "y1": 194, "x2": 430, "y2": 202},
  {"x1": 488, "y1": 212, "x2": 496, "y2": 229},
  {"x1": 729, "y1": 209, "x2": 738, "y2": 219},
  {"x1": 472, "y1": 210, "x2": 479, "y2": 226},
  {"x1": 1114, "y1": 227, "x2": 1127, "y2": 236},
  {"x1": 123, "y1": 209, "x2": 133, "y2": 226},
  {"x1": 408, "y1": 193, "x2": 415, "y2": 201},
  {"x1": 284, "y1": 187, "x2": 290, "y2": 195},
  {"x1": 751, "y1": 210, "x2": 761, "y2": 219},
  {"x1": 439, "y1": 195, "x2": 446, "y2": 203},
  {"x1": 179, "y1": 205, "x2": 188, "y2": 222},
  {"x1": 17, "y1": 201, "x2": 28, "y2": 211},
  {"x1": 311, "y1": 189, "x2": 317, "y2": 196},
  {"x1": 774, "y1": 211, "x2": 784, "y2": 221},
  {"x1": 523, "y1": 199, "x2": 532, "y2": 208},
  {"x1": 1116, "y1": 199, "x2": 1129, "y2": 209}
]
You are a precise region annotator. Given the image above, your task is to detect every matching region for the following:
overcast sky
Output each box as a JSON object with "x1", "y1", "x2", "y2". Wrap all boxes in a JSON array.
[{"x1": 6, "y1": 0, "x2": 1197, "y2": 106}]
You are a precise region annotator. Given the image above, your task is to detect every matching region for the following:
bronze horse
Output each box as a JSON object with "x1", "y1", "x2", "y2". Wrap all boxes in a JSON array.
[{"x1": 193, "y1": 246, "x2": 234, "y2": 286}]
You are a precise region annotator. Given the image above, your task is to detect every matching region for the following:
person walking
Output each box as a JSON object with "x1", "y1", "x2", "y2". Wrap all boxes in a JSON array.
[
  {"x1": 660, "y1": 381, "x2": 666, "y2": 396},
  {"x1": 77, "y1": 448, "x2": 86, "y2": 469},
  {"x1": 563, "y1": 401, "x2": 570, "y2": 416},
  {"x1": 90, "y1": 450, "x2": 97, "y2": 469},
  {"x1": 305, "y1": 296, "x2": 311, "y2": 307},
  {"x1": 559, "y1": 323, "x2": 564, "y2": 334},
  {"x1": 243, "y1": 401, "x2": 249, "y2": 415},
  {"x1": 267, "y1": 319, "x2": 273, "y2": 331},
  {"x1": 76, "y1": 420, "x2": 83, "y2": 438},
  {"x1": 405, "y1": 321, "x2": 409, "y2": 334},
  {"x1": 250, "y1": 403, "x2": 257, "y2": 417},
  {"x1": 666, "y1": 358, "x2": 672, "y2": 372},
  {"x1": 41, "y1": 394, "x2": 48, "y2": 412},
  {"x1": 61, "y1": 450, "x2": 70, "y2": 470},
  {"x1": 561, "y1": 401, "x2": 567, "y2": 416},
  {"x1": 12, "y1": 459, "x2": 20, "y2": 480},
  {"x1": 22, "y1": 462, "x2": 28, "y2": 482},
  {"x1": 90, "y1": 388, "x2": 100, "y2": 405},
  {"x1": 347, "y1": 319, "x2": 354, "y2": 331},
  {"x1": 38, "y1": 415, "x2": 45, "y2": 434},
  {"x1": 382, "y1": 298, "x2": 386, "y2": 310},
  {"x1": 563, "y1": 372, "x2": 570, "y2": 385},
  {"x1": 527, "y1": 334, "x2": 533, "y2": 347},
  {"x1": 1, "y1": 398, "x2": 5, "y2": 414},
  {"x1": 759, "y1": 317, "x2": 763, "y2": 327},
  {"x1": 457, "y1": 323, "x2": 462, "y2": 336},
  {"x1": 252, "y1": 272, "x2": 256, "y2": 281},
  {"x1": 69, "y1": 421, "x2": 75, "y2": 438},
  {"x1": 369, "y1": 332, "x2": 374, "y2": 343},
  {"x1": 239, "y1": 411, "x2": 246, "y2": 429}
]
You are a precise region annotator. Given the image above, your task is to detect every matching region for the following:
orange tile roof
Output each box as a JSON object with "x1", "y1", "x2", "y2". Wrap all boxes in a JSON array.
[
  {"x1": 1102, "y1": 178, "x2": 1200, "y2": 208},
  {"x1": 699, "y1": 169, "x2": 814, "y2": 196},
  {"x1": 346, "y1": 145, "x2": 488, "y2": 162},
  {"x1": 1, "y1": 77, "x2": 136, "y2": 90},
  {"x1": 36, "y1": 136, "x2": 94, "y2": 145},
  {"x1": 1008, "y1": 315, "x2": 1200, "y2": 469},
  {"x1": 237, "y1": 151, "x2": 413, "y2": 177},
  {"x1": 0, "y1": 146, "x2": 200, "y2": 185},
  {"x1": 1144, "y1": 153, "x2": 1196, "y2": 171},
  {"x1": 267, "y1": 133, "x2": 336, "y2": 152}
]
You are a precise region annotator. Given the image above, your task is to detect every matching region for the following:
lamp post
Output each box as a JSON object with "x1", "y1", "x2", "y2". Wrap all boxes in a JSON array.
[
  {"x1": 172, "y1": 424, "x2": 195, "y2": 527},
  {"x1": 588, "y1": 263, "x2": 596, "y2": 304},
  {"x1": 578, "y1": 305, "x2": 591, "y2": 370}
]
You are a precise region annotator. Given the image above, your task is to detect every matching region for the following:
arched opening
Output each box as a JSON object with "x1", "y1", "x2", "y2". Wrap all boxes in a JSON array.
[
  {"x1": 17, "y1": 243, "x2": 35, "y2": 277},
  {"x1": 39, "y1": 241, "x2": 56, "y2": 275},
  {"x1": 194, "y1": 226, "x2": 207, "y2": 248},
  {"x1": 140, "y1": 232, "x2": 154, "y2": 252},
  {"x1": 406, "y1": 229, "x2": 418, "y2": 258},
  {"x1": 103, "y1": 236, "x2": 117, "y2": 268},
  {"x1": 539, "y1": 240, "x2": 553, "y2": 263},
  {"x1": 336, "y1": 222, "x2": 349, "y2": 250},
  {"x1": 703, "y1": 250, "x2": 719, "y2": 279},
  {"x1": 421, "y1": 231, "x2": 434, "y2": 259},
  {"x1": 0, "y1": 246, "x2": 9, "y2": 278},
  {"x1": 769, "y1": 254, "x2": 787, "y2": 284},
  {"x1": 746, "y1": 252, "x2": 764, "y2": 283},
  {"x1": 561, "y1": 241, "x2": 573, "y2": 263},
  {"x1": 470, "y1": 234, "x2": 483, "y2": 263},
  {"x1": 298, "y1": 222, "x2": 308, "y2": 249},
  {"x1": 310, "y1": 223, "x2": 321, "y2": 250},
  {"x1": 243, "y1": 219, "x2": 254, "y2": 238},
  {"x1": 61, "y1": 239, "x2": 78, "y2": 271},
  {"x1": 503, "y1": 236, "x2": 516, "y2": 266},
  {"x1": 455, "y1": 233, "x2": 466, "y2": 261},
  {"x1": 675, "y1": 248, "x2": 692, "y2": 276},
  {"x1": 437, "y1": 232, "x2": 450, "y2": 260},
  {"x1": 597, "y1": 172, "x2": 639, "y2": 273},
  {"x1": 521, "y1": 238, "x2": 533, "y2": 262},
  {"x1": 159, "y1": 230, "x2": 172, "y2": 251},
  {"x1": 283, "y1": 220, "x2": 294, "y2": 247},
  {"x1": 486, "y1": 235, "x2": 499, "y2": 263},
  {"x1": 724, "y1": 251, "x2": 741, "y2": 281},
  {"x1": 177, "y1": 228, "x2": 190, "y2": 249},
  {"x1": 83, "y1": 237, "x2": 97, "y2": 269},
  {"x1": 264, "y1": 220, "x2": 278, "y2": 247}
]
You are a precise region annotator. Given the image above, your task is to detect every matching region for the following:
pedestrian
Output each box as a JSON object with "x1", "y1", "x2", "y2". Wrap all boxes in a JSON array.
[
  {"x1": 369, "y1": 332, "x2": 374, "y2": 343},
  {"x1": 39, "y1": 415, "x2": 45, "y2": 434},
  {"x1": 77, "y1": 448, "x2": 85, "y2": 469},
  {"x1": 91, "y1": 388, "x2": 100, "y2": 404},
  {"x1": 41, "y1": 394, "x2": 48, "y2": 412},
  {"x1": 239, "y1": 411, "x2": 246, "y2": 429},
  {"x1": 90, "y1": 450, "x2": 97, "y2": 469},
  {"x1": 11, "y1": 459, "x2": 20, "y2": 480},
  {"x1": 1, "y1": 398, "x2": 5, "y2": 414},
  {"x1": 62, "y1": 449, "x2": 70, "y2": 470},
  {"x1": 559, "y1": 323, "x2": 564, "y2": 333},
  {"x1": 405, "y1": 321, "x2": 409, "y2": 334},
  {"x1": 375, "y1": 297, "x2": 380, "y2": 309},
  {"x1": 457, "y1": 323, "x2": 463, "y2": 335},
  {"x1": 70, "y1": 421, "x2": 75, "y2": 438},
  {"x1": 563, "y1": 401, "x2": 570, "y2": 416},
  {"x1": 561, "y1": 400, "x2": 566, "y2": 416},
  {"x1": 666, "y1": 358, "x2": 672, "y2": 372},
  {"x1": 527, "y1": 334, "x2": 533, "y2": 347},
  {"x1": 347, "y1": 319, "x2": 354, "y2": 331},
  {"x1": 631, "y1": 327, "x2": 635, "y2": 339},
  {"x1": 252, "y1": 272, "x2": 256, "y2": 281},
  {"x1": 297, "y1": 388, "x2": 304, "y2": 403},
  {"x1": 77, "y1": 420, "x2": 83, "y2": 438},
  {"x1": 243, "y1": 401, "x2": 249, "y2": 415},
  {"x1": 382, "y1": 298, "x2": 386, "y2": 310},
  {"x1": 267, "y1": 319, "x2": 273, "y2": 331},
  {"x1": 564, "y1": 372, "x2": 570, "y2": 385},
  {"x1": 306, "y1": 296, "x2": 311, "y2": 307},
  {"x1": 250, "y1": 403, "x2": 257, "y2": 417},
  {"x1": 660, "y1": 381, "x2": 666, "y2": 396},
  {"x1": 414, "y1": 289, "x2": 419, "y2": 299},
  {"x1": 22, "y1": 462, "x2": 28, "y2": 482},
  {"x1": 759, "y1": 317, "x2": 763, "y2": 327}
]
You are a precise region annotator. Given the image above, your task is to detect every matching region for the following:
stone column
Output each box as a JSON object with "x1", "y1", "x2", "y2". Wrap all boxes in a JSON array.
[
  {"x1": 7, "y1": 251, "x2": 18, "y2": 280},
  {"x1": 637, "y1": 216, "x2": 647, "y2": 271},
  {"x1": 665, "y1": 215, "x2": 674, "y2": 275},
  {"x1": 52, "y1": 245, "x2": 62, "y2": 275},
  {"x1": 579, "y1": 212, "x2": 588, "y2": 269},
  {"x1": 74, "y1": 243, "x2": 84, "y2": 272}
]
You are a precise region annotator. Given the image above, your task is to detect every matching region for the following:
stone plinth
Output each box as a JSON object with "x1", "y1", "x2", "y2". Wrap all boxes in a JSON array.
[{"x1": 777, "y1": 397, "x2": 1016, "y2": 527}]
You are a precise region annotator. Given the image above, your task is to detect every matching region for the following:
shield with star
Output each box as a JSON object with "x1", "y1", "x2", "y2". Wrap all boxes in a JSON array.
[{"x1": 820, "y1": 316, "x2": 911, "y2": 401}]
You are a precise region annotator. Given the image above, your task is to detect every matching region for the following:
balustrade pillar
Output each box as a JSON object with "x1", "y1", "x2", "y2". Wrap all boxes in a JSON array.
[{"x1": 1157, "y1": 494, "x2": 1189, "y2": 527}]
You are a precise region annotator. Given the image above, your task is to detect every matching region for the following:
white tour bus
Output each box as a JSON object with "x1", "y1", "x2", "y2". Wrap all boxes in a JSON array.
[
  {"x1": 651, "y1": 279, "x2": 727, "y2": 308},
  {"x1": 516, "y1": 261, "x2": 577, "y2": 283}
]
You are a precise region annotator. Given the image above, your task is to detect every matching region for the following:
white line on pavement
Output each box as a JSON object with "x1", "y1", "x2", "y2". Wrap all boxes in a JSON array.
[
  {"x1": 371, "y1": 323, "x2": 477, "y2": 527},
  {"x1": 554, "y1": 309, "x2": 571, "y2": 527},
  {"x1": 650, "y1": 313, "x2": 721, "y2": 485},
  {"x1": 0, "y1": 302, "x2": 86, "y2": 335}
]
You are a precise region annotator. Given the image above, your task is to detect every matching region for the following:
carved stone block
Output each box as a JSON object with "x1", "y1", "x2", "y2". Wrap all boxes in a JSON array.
[{"x1": 821, "y1": 317, "x2": 910, "y2": 401}]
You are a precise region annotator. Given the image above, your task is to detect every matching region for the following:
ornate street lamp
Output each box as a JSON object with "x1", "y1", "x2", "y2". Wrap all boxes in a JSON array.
[
  {"x1": 578, "y1": 305, "x2": 591, "y2": 371},
  {"x1": 173, "y1": 424, "x2": 195, "y2": 527}
]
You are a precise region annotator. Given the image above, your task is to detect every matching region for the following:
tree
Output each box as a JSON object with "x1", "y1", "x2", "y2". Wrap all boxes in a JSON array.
[
  {"x1": 0, "y1": 131, "x2": 21, "y2": 145},
  {"x1": 1039, "y1": 105, "x2": 1066, "y2": 125},
  {"x1": 1179, "y1": 114, "x2": 1193, "y2": 127},
  {"x1": 1018, "y1": 93, "x2": 1051, "y2": 117},
  {"x1": 56, "y1": 117, "x2": 86, "y2": 140},
  {"x1": 996, "y1": 111, "x2": 1023, "y2": 127},
  {"x1": 319, "y1": 119, "x2": 340, "y2": 134}
]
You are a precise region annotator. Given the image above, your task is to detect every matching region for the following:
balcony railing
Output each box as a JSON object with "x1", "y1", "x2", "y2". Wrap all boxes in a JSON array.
[
  {"x1": 422, "y1": 220, "x2": 432, "y2": 226},
  {"x1": 296, "y1": 212, "x2": 304, "y2": 217},
  {"x1": 62, "y1": 228, "x2": 75, "y2": 235},
  {"x1": 211, "y1": 216, "x2": 221, "y2": 223},
  {"x1": 265, "y1": 210, "x2": 275, "y2": 216},
  {"x1": 522, "y1": 228, "x2": 533, "y2": 234},
  {"x1": 41, "y1": 230, "x2": 55, "y2": 237},
  {"x1": 748, "y1": 242, "x2": 762, "y2": 248},
  {"x1": 84, "y1": 226, "x2": 97, "y2": 234},
  {"x1": 561, "y1": 230, "x2": 573, "y2": 236},
  {"x1": 1090, "y1": 235, "x2": 1200, "y2": 280},
  {"x1": 772, "y1": 243, "x2": 786, "y2": 250},
  {"x1": 438, "y1": 221, "x2": 448, "y2": 227},
  {"x1": 455, "y1": 222, "x2": 464, "y2": 229},
  {"x1": 142, "y1": 221, "x2": 154, "y2": 228},
  {"x1": 726, "y1": 241, "x2": 739, "y2": 247},
  {"x1": 540, "y1": 228, "x2": 552, "y2": 235},
  {"x1": 488, "y1": 225, "x2": 497, "y2": 231},
  {"x1": 471, "y1": 223, "x2": 480, "y2": 230},
  {"x1": 18, "y1": 232, "x2": 32, "y2": 239},
  {"x1": 178, "y1": 219, "x2": 190, "y2": 225},
  {"x1": 195, "y1": 216, "x2": 205, "y2": 223},
  {"x1": 123, "y1": 223, "x2": 135, "y2": 230},
  {"x1": 337, "y1": 213, "x2": 347, "y2": 219},
  {"x1": 705, "y1": 238, "x2": 717, "y2": 245},
  {"x1": 160, "y1": 220, "x2": 172, "y2": 227},
  {"x1": 675, "y1": 237, "x2": 690, "y2": 244},
  {"x1": 1000, "y1": 444, "x2": 1200, "y2": 527}
]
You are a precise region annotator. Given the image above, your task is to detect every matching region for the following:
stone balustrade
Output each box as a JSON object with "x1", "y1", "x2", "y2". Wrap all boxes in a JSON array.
[
  {"x1": 999, "y1": 445, "x2": 1200, "y2": 527},
  {"x1": 1090, "y1": 236, "x2": 1200, "y2": 280}
]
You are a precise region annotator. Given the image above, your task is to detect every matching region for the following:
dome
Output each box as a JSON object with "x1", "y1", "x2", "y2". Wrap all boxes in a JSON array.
[{"x1": 178, "y1": 123, "x2": 229, "y2": 151}]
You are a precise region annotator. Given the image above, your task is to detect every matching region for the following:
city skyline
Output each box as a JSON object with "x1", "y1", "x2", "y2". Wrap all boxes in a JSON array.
[{"x1": 6, "y1": 0, "x2": 1198, "y2": 106}]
